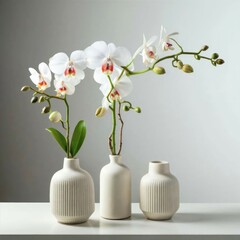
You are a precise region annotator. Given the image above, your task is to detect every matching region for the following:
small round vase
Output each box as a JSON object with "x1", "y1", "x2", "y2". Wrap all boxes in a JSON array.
[
  {"x1": 100, "y1": 155, "x2": 131, "y2": 219},
  {"x1": 50, "y1": 158, "x2": 95, "y2": 224},
  {"x1": 140, "y1": 161, "x2": 179, "y2": 220}
]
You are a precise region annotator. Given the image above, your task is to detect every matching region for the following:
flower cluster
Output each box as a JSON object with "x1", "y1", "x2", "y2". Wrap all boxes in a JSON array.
[{"x1": 21, "y1": 26, "x2": 224, "y2": 157}]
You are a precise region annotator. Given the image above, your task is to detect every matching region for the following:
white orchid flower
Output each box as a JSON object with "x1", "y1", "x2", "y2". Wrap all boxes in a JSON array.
[
  {"x1": 85, "y1": 41, "x2": 134, "y2": 77},
  {"x1": 49, "y1": 51, "x2": 87, "y2": 86},
  {"x1": 160, "y1": 26, "x2": 178, "y2": 51},
  {"x1": 54, "y1": 74, "x2": 80, "y2": 96},
  {"x1": 94, "y1": 68, "x2": 133, "y2": 114},
  {"x1": 29, "y1": 62, "x2": 51, "y2": 91},
  {"x1": 92, "y1": 67, "x2": 132, "y2": 99},
  {"x1": 132, "y1": 34, "x2": 159, "y2": 67},
  {"x1": 141, "y1": 35, "x2": 159, "y2": 67},
  {"x1": 100, "y1": 75, "x2": 132, "y2": 113}
]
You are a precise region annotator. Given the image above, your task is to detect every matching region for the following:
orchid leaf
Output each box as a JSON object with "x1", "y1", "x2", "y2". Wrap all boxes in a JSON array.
[
  {"x1": 70, "y1": 120, "x2": 86, "y2": 158},
  {"x1": 46, "y1": 128, "x2": 67, "y2": 153}
]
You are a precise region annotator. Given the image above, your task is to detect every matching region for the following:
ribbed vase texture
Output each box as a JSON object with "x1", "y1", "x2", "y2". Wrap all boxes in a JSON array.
[
  {"x1": 100, "y1": 155, "x2": 131, "y2": 219},
  {"x1": 140, "y1": 161, "x2": 179, "y2": 220},
  {"x1": 50, "y1": 158, "x2": 95, "y2": 224}
]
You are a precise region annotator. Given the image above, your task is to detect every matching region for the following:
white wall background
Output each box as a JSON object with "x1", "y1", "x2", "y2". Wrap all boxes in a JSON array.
[{"x1": 0, "y1": 0, "x2": 239, "y2": 203}]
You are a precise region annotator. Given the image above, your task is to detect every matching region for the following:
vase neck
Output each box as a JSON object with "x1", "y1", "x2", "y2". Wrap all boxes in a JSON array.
[
  {"x1": 63, "y1": 158, "x2": 80, "y2": 170},
  {"x1": 148, "y1": 161, "x2": 170, "y2": 174},
  {"x1": 109, "y1": 155, "x2": 122, "y2": 164}
]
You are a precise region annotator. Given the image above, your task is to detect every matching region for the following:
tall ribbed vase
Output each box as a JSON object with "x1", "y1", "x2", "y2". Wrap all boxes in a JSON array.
[
  {"x1": 100, "y1": 155, "x2": 131, "y2": 219},
  {"x1": 50, "y1": 158, "x2": 95, "y2": 224},
  {"x1": 140, "y1": 161, "x2": 179, "y2": 220}
]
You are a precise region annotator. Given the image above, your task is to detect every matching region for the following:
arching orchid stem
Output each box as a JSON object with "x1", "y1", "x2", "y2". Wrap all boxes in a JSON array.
[
  {"x1": 122, "y1": 100, "x2": 133, "y2": 109},
  {"x1": 170, "y1": 38, "x2": 183, "y2": 52},
  {"x1": 60, "y1": 120, "x2": 66, "y2": 130},
  {"x1": 117, "y1": 101, "x2": 124, "y2": 155},
  {"x1": 121, "y1": 66, "x2": 151, "y2": 76},
  {"x1": 117, "y1": 69, "x2": 125, "y2": 81},
  {"x1": 106, "y1": 75, "x2": 114, "y2": 103},
  {"x1": 63, "y1": 96, "x2": 70, "y2": 158},
  {"x1": 29, "y1": 87, "x2": 64, "y2": 100},
  {"x1": 111, "y1": 100, "x2": 117, "y2": 155}
]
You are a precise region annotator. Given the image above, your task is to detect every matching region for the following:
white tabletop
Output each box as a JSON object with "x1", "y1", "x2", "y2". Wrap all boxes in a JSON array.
[{"x1": 0, "y1": 203, "x2": 240, "y2": 236}]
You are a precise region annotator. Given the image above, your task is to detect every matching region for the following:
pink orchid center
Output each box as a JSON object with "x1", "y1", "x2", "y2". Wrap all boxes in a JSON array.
[
  {"x1": 102, "y1": 58, "x2": 114, "y2": 75},
  {"x1": 110, "y1": 89, "x2": 120, "y2": 100},
  {"x1": 146, "y1": 46, "x2": 156, "y2": 59},
  {"x1": 165, "y1": 42, "x2": 172, "y2": 48},
  {"x1": 64, "y1": 63, "x2": 76, "y2": 77},
  {"x1": 147, "y1": 50, "x2": 155, "y2": 58},
  {"x1": 38, "y1": 75, "x2": 47, "y2": 90},
  {"x1": 58, "y1": 81, "x2": 67, "y2": 94}
]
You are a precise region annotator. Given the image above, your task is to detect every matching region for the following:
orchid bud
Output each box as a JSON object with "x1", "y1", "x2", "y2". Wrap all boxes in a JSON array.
[
  {"x1": 202, "y1": 45, "x2": 209, "y2": 51},
  {"x1": 21, "y1": 86, "x2": 30, "y2": 92},
  {"x1": 95, "y1": 107, "x2": 106, "y2": 117},
  {"x1": 182, "y1": 64, "x2": 194, "y2": 73},
  {"x1": 41, "y1": 106, "x2": 50, "y2": 114},
  {"x1": 31, "y1": 96, "x2": 38, "y2": 103},
  {"x1": 123, "y1": 105, "x2": 130, "y2": 111},
  {"x1": 194, "y1": 55, "x2": 200, "y2": 60},
  {"x1": 134, "y1": 107, "x2": 141, "y2": 113},
  {"x1": 216, "y1": 59, "x2": 224, "y2": 65},
  {"x1": 38, "y1": 96, "x2": 46, "y2": 103},
  {"x1": 153, "y1": 66, "x2": 165, "y2": 75},
  {"x1": 177, "y1": 60, "x2": 183, "y2": 69},
  {"x1": 49, "y1": 111, "x2": 62, "y2": 123},
  {"x1": 211, "y1": 53, "x2": 219, "y2": 59}
]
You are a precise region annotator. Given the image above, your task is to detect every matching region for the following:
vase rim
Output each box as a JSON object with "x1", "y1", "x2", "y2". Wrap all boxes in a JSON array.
[
  {"x1": 64, "y1": 157, "x2": 79, "y2": 161},
  {"x1": 150, "y1": 161, "x2": 168, "y2": 164}
]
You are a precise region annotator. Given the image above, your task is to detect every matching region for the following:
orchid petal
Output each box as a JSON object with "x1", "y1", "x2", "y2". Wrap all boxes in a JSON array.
[
  {"x1": 102, "y1": 97, "x2": 110, "y2": 109},
  {"x1": 49, "y1": 52, "x2": 69, "y2": 75},
  {"x1": 108, "y1": 43, "x2": 117, "y2": 57},
  {"x1": 168, "y1": 32, "x2": 179, "y2": 37},
  {"x1": 74, "y1": 66, "x2": 85, "y2": 80},
  {"x1": 85, "y1": 41, "x2": 108, "y2": 69},
  {"x1": 93, "y1": 68, "x2": 109, "y2": 85},
  {"x1": 132, "y1": 44, "x2": 144, "y2": 60},
  {"x1": 65, "y1": 76, "x2": 81, "y2": 86},
  {"x1": 29, "y1": 71, "x2": 39, "y2": 85},
  {"x1": 112, "y1": 47, "x2": 134, "y2": 70},
  {"x1": 99, "y1": 82, "x2": 111, "y2": 96},
  {"x1": 146, "y1": 35, "x2": 158, "y2": 46},
  {"x1": 38, "y1": 62, "x2": 51, "y2": 81},
  {"x1": 70, "y1": 50, "x2": 87, "y2": 70},
  {"x1": 29, "y1": 67, "x2": 38, "y2": 76},
  {"x1": 114, "y1": 75, "x2": 133, "y2": 98},
  {"x1": 65, "y1": 82, "x2": 75, "y2": 95}
]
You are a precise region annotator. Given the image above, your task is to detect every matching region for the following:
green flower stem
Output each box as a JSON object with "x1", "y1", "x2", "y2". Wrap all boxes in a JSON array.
[
  {"x1": 60, "y1": 120, "x2": 67, "y2": 130},
  {"x1": 29, "y1": 87, "x2": 64, "y2": 101},
  {"x1": 107, "y1": 75, "x2": 114, "y2": 103},
  {"x1": 111, "y1": 100, "x2": 117, "y2": 155},
  {"x1": 64, "y1": 96, "x2": 70, "y2": 158},
  {"x1": 123, "y1": 51, "x2": 213, "y2": 76},
  {"x1": 122, "y1": 66, "x2": 151, "y2": 75},
  {"x1": 117, "y1": 101, "x2": 124, "y2": 155}
]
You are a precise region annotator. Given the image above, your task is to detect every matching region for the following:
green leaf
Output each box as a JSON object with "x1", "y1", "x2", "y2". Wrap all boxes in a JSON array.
[
  {"x1": 46, "y1": 128, "x2": 67, "y2": 153},
  {"x1": 70, "y1": 120, "x2": 86, "y2": 157}
]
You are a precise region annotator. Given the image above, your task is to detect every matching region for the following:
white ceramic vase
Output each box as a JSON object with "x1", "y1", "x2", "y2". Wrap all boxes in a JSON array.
[
  {"x1": 140, "y1": 161, "x2": 179, "y2": 220},
  {"x1": 50, "y1": 158, "x2": 95, "y2": 224},
  {"x1": 100, "y1": 155, "x2": 131, "y2": 219}
]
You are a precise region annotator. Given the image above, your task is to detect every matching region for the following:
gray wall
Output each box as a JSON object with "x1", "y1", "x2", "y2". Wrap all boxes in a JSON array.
[{"x1": 0, "y1": 0, "x2": 239, "y2": 203}]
